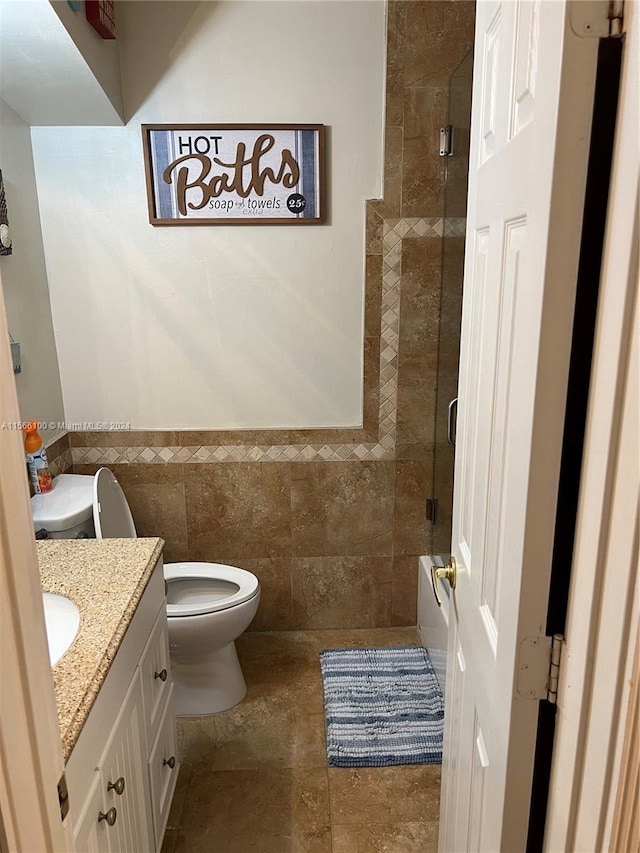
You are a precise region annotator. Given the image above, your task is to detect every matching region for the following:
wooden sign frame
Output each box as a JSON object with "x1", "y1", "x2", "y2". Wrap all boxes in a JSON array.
[{"x1": 142, "y1": 124, "x2": 325, "y2": 226}]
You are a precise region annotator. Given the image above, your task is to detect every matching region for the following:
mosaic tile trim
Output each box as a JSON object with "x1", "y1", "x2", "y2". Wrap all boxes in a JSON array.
[
  {"x1": 70, "y1": 217, "x2": 464, "y2": 465},
  {"x1": 71, "y1": 441, "x2": 398, "y2": 465}
]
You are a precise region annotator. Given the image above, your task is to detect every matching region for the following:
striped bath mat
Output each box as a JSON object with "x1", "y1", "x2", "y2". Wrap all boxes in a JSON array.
[{"x1": 319, "y1": 646, "x2": 444, "y2": 767}]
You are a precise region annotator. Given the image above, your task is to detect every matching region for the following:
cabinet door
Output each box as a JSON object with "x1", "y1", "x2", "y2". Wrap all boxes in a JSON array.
[
  {"x1": 139, "y1": 606, "x2": 171, "y2": 748},
  {"x1": 148, "y1": 687, "x2": 179, "y2": 849},
  {"x1": 73, "y1": 771, "x2": 112, "y2": 853},
  {"x1": 100, "y1": 673, "x2": 153, "y2": 852}
]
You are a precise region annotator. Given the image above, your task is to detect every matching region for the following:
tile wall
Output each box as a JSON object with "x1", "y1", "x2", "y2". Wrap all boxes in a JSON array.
[
  {"x1": 67, "y1": 1, "x2": 475, "y2": 631},
  {"x1": 45, "y1": 432, "x2": 73, "y2": 477}
]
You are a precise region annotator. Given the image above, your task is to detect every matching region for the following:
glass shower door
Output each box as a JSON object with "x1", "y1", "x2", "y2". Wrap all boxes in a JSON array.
[{"x1": 430, "y1": 51, "x2": 473, "y2": 557}]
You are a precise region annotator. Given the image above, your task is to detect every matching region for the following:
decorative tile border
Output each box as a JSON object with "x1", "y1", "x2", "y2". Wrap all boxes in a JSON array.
[{"x1": 70, "y1": 217, "x2": 464, "y2": 466}]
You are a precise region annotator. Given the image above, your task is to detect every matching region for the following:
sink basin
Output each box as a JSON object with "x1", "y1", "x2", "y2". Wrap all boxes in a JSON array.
[{"x1": 42, "y1": 593, "x2": 80, "y2": 666}]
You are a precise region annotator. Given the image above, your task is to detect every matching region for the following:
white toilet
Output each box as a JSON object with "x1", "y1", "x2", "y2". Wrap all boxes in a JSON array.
[{"x1": 31, "y1": 468, "x2": 261, "y2": 716}]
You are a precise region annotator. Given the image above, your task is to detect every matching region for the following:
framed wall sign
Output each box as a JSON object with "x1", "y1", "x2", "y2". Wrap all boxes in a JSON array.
[{"x1": 142, "y1": 124, "x2": 325, "y2": 226}]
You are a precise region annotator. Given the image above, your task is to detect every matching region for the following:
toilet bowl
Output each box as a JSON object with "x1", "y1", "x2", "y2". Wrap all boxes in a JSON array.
[
  {"x1": 164, "y1": 562, "x2": 260, "y2": 715},
  {"x1": 31, "y1": 468, "x2": 261, "y2": 716}
]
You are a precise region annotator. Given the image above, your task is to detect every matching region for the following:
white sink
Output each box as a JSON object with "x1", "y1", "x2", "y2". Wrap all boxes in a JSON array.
[{"x1": 42, "y1": 593, "x2": 80, "y2": 666}]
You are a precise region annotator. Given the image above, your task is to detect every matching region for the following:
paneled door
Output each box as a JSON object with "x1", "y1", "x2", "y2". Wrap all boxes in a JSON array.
[{"x1": 439, "y1": 1, "x2": 604, "y2": 850}]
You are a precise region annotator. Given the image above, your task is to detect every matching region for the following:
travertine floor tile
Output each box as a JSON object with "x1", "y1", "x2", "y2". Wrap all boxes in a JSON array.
[
  {"x1": 176, "y1": 766, "x2": 331, "y2": 853},
  {"x1": 160, "y1": 828, "x2": 177, "y2": 853},
  {"x1": 175, "y1": 827, "x2": 331, "y2": 853},
  {"x1": 332, "y1": 820, "x2": 439, "y2": 853},
  {"x1": 165, "y1": 762, "x2": 192, "y2": 831},
  {"x1": 236, "y1": 630, "x2": 322, "y2": 687},
  {"x1": 172, "y1": 629, "x2": 440, "y2": 852},
  {"x1": 328, "y1": 765, "x2": 441, "y2": 825},
  {"x1": 177, "y1": 683, "x2": 325, "y2": 771}
]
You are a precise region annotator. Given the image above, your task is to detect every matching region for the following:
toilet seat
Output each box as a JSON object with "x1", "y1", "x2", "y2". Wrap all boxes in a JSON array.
[
  {"x1": 94, "y1": 468, "x2": 137, "y2": 538},
  {"x1": 164, "y1": 562, "x2": 260, "y2": 617}
]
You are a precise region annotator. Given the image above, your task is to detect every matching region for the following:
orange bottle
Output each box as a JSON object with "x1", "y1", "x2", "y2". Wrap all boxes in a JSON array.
[{"x1": 24, "y1": 421, "x2": 53, "y2": 494}]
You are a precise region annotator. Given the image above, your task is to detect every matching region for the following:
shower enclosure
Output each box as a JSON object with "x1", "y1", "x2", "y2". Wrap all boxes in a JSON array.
[{"x1": 430, "y1": 51, "x2": 474, "y2": 558}]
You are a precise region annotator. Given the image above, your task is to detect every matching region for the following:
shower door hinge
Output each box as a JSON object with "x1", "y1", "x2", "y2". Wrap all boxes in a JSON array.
[
  {"x1": 426, "y1": 498, "x2": 438, "y2": 524},
  {"x1": 516, "y1": 634, "x2": 565, "y2": 705},
  {"x1": 439, "y1": 125, "x2": 453, "y2": 156}
]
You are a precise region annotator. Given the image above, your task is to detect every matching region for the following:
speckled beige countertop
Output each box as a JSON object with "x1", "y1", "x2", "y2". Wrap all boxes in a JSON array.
[{"x1": 37, "y1": 538, "x2": 164, "y2": 761}]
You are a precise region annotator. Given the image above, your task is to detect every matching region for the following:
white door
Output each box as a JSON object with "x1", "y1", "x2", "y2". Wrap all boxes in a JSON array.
[
  {"x1": 0, "y1": 286, "x2": 72, "y2": 846},
  {"x1": 439, "y1": 1, "x2": 606, "y2": 850}
]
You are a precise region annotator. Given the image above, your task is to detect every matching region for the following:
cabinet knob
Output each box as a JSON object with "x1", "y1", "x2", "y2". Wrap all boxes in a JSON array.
[
  {"x1": 154, "y1": 668, "x2": 168, "y2": 682},
  {"x1": 98, "y1": 807, "x2": 117, "y2": 826},
  {"x1": 163, "y1": 756, "x2": 176, "y2": 769},
  {"x1": 107, "y1": 777, "x2": 125, "y2": 796}
]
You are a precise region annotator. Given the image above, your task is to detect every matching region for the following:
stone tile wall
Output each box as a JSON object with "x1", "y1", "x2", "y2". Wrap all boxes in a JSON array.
[
  {"x1": 46, "y1": 432, "x2": 72, "y2": 477},
  {"x1": 72, "y1": 1, "x2": 475, "y2": 631}
]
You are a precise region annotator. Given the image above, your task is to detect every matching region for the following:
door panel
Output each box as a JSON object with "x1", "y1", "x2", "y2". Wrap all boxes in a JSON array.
[
  {"x1": 441, "y1": 628, "x2": 474, "y2": 853},
  {"x1": 510, "y1": 0, "x2": 540, "y2": 137}
]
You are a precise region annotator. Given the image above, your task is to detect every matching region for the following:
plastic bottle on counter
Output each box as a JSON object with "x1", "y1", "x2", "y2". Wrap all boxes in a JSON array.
[{"x1": 24, "y1": 421, "x2": 53, "y2": 494}]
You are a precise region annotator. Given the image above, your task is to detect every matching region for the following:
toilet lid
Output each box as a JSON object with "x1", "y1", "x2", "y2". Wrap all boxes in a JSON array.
[
  {"x1": 164, "y1": 562, "x2": 260, "y2": 617},
  {"x1": 93, "y1": 467, "x2": 137, "y2": 539}
]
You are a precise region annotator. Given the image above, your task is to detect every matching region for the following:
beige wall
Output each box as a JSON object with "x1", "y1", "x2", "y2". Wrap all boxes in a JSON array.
[
  {"x1": 0, "y1": 98, "x2": 65, "y2": 444},
  {"x1": 32, "y1": 0, "x2": 386, "y2": 430},
  {"x1": 72, "y1": 1, "x2": 476, "y2": 631}
]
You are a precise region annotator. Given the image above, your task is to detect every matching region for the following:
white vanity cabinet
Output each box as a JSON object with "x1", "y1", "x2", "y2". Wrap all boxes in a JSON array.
[
  {"x1": 73, "y1": 676, "x2": 147, "y2": 852},
  {"x1": 66, "y1": 559, "x2": 179, "y2": 853},
  {"x1": 71, "y1": 772, "x2": 111, "y2": 853}
]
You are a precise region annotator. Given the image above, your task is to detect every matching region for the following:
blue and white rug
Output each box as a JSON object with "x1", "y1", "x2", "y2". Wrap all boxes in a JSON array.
[{"x1": 319, "y1": 646, "x2": 444, "y2": 768}]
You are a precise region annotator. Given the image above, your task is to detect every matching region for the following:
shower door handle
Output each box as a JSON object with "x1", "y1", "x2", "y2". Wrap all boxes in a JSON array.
[{"x1": 447, "y1": 398, "x2": 458, "y2": 447}]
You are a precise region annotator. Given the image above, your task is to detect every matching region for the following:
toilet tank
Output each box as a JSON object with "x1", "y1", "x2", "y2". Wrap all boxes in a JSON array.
[{"x1": 31, "y1": 474, "x2": 96, "y2": 539}]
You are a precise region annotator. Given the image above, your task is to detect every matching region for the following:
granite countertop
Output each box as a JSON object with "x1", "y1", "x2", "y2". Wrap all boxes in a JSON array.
[{"x1": 37, "y1": 537, "x2": 164, "y2": 761}]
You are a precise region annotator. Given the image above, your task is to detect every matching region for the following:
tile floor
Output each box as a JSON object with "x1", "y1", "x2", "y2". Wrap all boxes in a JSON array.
[{"x1": 161, "y1": 628, "x2": 441, "y2": 853}]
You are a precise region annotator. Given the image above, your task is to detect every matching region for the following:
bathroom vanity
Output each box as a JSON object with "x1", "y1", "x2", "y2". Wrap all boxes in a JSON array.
[{"x1": 37, "y1": 538, "x2": 178, "y2": 853}]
